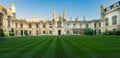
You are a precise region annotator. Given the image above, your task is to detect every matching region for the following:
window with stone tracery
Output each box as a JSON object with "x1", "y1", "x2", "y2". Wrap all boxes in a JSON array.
[
  {"x1": 105, "y1": 18, "x2": 109, "y2": 26},
  {"x1": 112, "y1": 16, "x2": 117, "y2": 25},
  {"x1": 57, "y1": 21, "x2": 62, "y2": 28},
  {"x1": 0, "y1": 14, "x2": 2, "y2": 26},
  {"x1": 36, "y1": 24, "x2": 39, "y2": 28},
  {"x1": 73, "y1": 24, "x2": 76, "y2": 28},
  {"x1": 80, "y1": 24, "x2": 82, "y2": 28}
]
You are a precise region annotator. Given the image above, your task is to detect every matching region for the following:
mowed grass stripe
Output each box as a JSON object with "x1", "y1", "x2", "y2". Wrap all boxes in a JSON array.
[
  {"x1": 20, "y1": 37, "x2": 52, "y2": 58},
  {"x1": 63, "y1": 36, "x2": 98, "y2": 58},
  {"x1": 65, "y1": 36, "x2": 120, "y2": 58},
  {"x1": 0, "y1": 37, "x2": 39, "y2": 52},
  {"x1": 0, "y1": 37, "x2": 46, "y2": 58},
  {"x1": 60, "y1": 36, "x2": 79, "y2": 58},
  {"x1": 32, "y1": 36, "x2": 54, "y2": 58},
  {"x1": 69, "y1": 36, "x2": 120, "y2": 53},
  {"x1": 55, "y1": 36, "x2": 67, "y2": 58},
  {"x1": 0, "y1": 36, "x2": 40, "y2": 48},
  {"x1": 14, "y1": 38, "x2": 48, "y2": 58},
  {"x1": 41, "y1": 36, "x2": 57, "y2": 58}
]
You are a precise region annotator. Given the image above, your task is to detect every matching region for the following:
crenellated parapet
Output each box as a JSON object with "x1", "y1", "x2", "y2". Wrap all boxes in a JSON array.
[{"x1": 104, "y1": 1, "x2": 120, "y2": 13}]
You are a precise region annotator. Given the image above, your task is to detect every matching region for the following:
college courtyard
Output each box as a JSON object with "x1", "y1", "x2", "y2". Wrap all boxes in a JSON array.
[
  {"x1": 0, "y1": 0, "x2": 120, "y2": 58},
  {"x1": 0, "y1": 35, "x2": 120, "y2": 58}
]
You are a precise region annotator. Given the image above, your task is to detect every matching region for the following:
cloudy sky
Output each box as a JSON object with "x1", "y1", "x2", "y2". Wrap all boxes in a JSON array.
[{"x1": 0, "y1": 0, "x2": 119, "y2": 20}]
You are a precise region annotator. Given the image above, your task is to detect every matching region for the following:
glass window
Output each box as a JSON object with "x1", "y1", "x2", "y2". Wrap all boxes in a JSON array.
[
  {"x1": 112, "y1": 16, "x2": 117, "y2": 25},
  {"x1": 80, "y1": 24, "x2": 82, "y2": 28},
  {"x1": 43, "y1": 25, "x2": 46, "y2": 28},
  {"x1": 94, "y1": 23, "x2": 97, "y2": 28},
  {"x1": 36, "y1": 24, "x2": 39, "y2": 28},
  {"x1": 29, "y1": 24, "x2": 32, "y2": 28},
  {"x1": 21, "y1": 23, "x2": 23, "y2": 28},
  {"x1": 105, "y1": 18, "x2": 109, "y2": 26},
  {"x1": 73, "y1": 24, "x2": 76, "y2": 28},
  {"x1": 86, "y1": 24, "x2": 89, "y2": 28}
]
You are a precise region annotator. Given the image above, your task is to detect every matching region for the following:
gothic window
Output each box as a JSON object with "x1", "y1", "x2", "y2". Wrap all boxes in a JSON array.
[
  {"x1": 50, "y1": 31, "x2": 52, "y2": 34},
  {"x1": 99, "y1": 23, "x2": 101, "y2": 27},
  {"x1": 80, "y1": 24, "x2": 82, "y2": 28},
  {"x1": 86, "y1": 24, "x2": 89, "y2": 28},
  {"x1": 112, "y1": 16, "x2": 117, "y2": 25},
  {"x1": 113, "y1": 28, "x2": 116, "y2": 32},
  {"x1": 94, "y1": 23, "x2": 97, "y2": 28},
  {"x1": 15, "y1": 23, "x2": 17, "y2": 28},
  {"x1": 106, "y1": 29, "x2": 108, "y2": 32},
  {"x1": 0, "y1": 15, "x2": 2, "y2": 26},
  {"x1": 66, "y1": 24, "x2": 69, "y2": 28},
  {"x1": 73, "y1": 24, "x2": 76, "y2": 28},
  {"x1": 20, "y1": 23, "x2": 23, "y2": 28},
  {"x1": 0, "y1": 13, "x2": 3, "y2": 25},
  {"x1": 36, "y1": 24, "x2": 39, "y2": 28},
  {"x1": 49, "y1": 23, "x2": 52, "y2": 25},
  {"x1": 105, "y1": 18, "x2": 109, "y2": 26},
  {"x1": 29, "y1": 24, "x2": 32, "y2": 28},
  {"x1": 57, "y1": 21, "x2": 62, "y2": 28},
  {"x1": 43, "y1": 31, "x2": 45, "y2": 34},
  {"x1": 49, "y1": 26, "x2": 52, "y2": 28},
  {"x1": 29, "y1": 31, "x2": 31, "y2": 34},
  {"x1": 8, "y1": 16, "x2": 11, "y2": 27},
  {"x1": 43, "y1": 25, "x2": 46, "y2": 28},
  {"x1": 49, "y1": 23, "x2": 52, "y2": 28},
  {"x1": 99, "y1": 29, "x2": 101, "y2": 35},
  {"x1": 67, "y1": 30, "x2": 69, "y2": 34}
]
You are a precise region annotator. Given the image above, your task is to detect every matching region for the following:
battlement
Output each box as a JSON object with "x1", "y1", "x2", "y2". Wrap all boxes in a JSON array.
[{"x1": 104, "y1": 1, "x2": 120, "y2": 13}]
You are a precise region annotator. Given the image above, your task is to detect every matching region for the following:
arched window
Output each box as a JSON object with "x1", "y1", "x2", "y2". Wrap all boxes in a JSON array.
[
  {"x1": 57, "y1": 21, "x2": 62, "y2": 28},
  {"x1": 0, "y1": 13, "x2": 2, "y2": 26},
  {"x1": 94, "y1": 23, "x2": 97, "y2": 28},
  {"x1": 36, "y1": 24, "x2": 39, "y2": 28},
  {"x1": 80, "y1": 24, "x2": 82, "y2": 28},
  {"x1": 43, "y1": 31, "x2": 45, "y2": 34},
  {"x1": 67, "y1": 30, "x2": 69, "y2": 34},
  {"x1": 29, "y1": 24, "x2": 32, "y2": 28},
  {"x1": 20, "y1": 23, "x2": 23, "y2": 28},
  {"x1": 86, "y1": 24, "x2": 89, "y2": 28},
  {"x1": 105, "y1": 18, "x2": 109, "y2": 26},
  {"x1": 66, "y1": 24, "x2": 69, "y2": 28},
  {"x1": 112, "y1": 16, "x2": 117, "y2": 25},
  {"x1": 73, "y1": 24, "x2": 76, "y2": 28},
  {"x1": 50, "y1": 30, "x2": 52, "y2": 34}
]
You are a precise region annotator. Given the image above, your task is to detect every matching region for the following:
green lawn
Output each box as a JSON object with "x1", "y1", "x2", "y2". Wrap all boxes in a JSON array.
[{"x1": 0, "y1": 35, "x2": 120, "y2": 58}]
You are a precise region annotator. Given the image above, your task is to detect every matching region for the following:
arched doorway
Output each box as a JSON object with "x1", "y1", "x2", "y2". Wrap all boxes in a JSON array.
[
  {"x1": 58, "y1": 30, "x2": 61, "y2": 35},
  {"x1": 21, "y1": 30, "x2": 23, "y2": 36}
]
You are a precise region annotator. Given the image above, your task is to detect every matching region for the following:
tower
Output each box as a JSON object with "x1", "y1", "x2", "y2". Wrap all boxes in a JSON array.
[
  {"x1": 100, "y1": 5, "x2": 105, "y2": 20},
  {"x1": 11, "y1": 3, "x2": 16, "y2": 13},
  {"x1": 63, "y1": 9, "x2": 66, "y2": 20},
  {"x1": 11, "y1": 3, "x2": 16, "y2": 18},
  {"x1": 52, "y1": 9, "x2": 56, "y2": 20}
]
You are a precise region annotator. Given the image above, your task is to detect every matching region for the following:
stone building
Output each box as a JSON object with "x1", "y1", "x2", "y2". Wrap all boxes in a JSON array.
[{"x1": 0, "y1": 1, "x2": 120, "y2": 36}]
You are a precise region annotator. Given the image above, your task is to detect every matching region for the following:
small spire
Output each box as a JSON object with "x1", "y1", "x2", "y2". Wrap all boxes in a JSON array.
[
  {"x1": 1, "y1": 4, "x2": 5, "y2": 7},
  {"x1": 53, "y1": 8, "x2": 56, "y2": 15},
  {"x1": 63, "y1": 9, "x2": 66, "y2": 15},
  {"x1": 39, "y1": 16, "x2": 42, "y2": 20},
  {"x1": 75, "y1": 16, "x2": 79, "y2": 21},
  {"x1": 83, "y1": 16, "x2": 86, "y2": 21},
  {"x1": 11, "y1": 3, "x2": 16, "y2": 7},
  {"x1": 46, "y1": 16, "x2": 49, "y2": 20},
  {"x1": 32, "y1": 16, "x2": 35, "y2": 20},
  {"x1": 70, "y1": 16, "x2": 72, "y2": 20},
  {"x1": 101, "y1": 4, "x2": 105, "y2": 9}
]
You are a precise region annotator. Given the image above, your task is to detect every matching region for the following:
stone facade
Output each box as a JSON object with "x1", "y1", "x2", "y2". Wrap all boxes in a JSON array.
[{"x1": 0, "y1": 1, "x2": 120, "y2": 36}]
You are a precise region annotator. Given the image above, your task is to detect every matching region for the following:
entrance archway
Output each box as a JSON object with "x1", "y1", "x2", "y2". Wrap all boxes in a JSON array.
[
  {"x1": 21, "y1": 30, "x2": 23, "y2": 36},
  {"x1": 58, "y1": 30, "x2": 61, "y2": 35}
]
